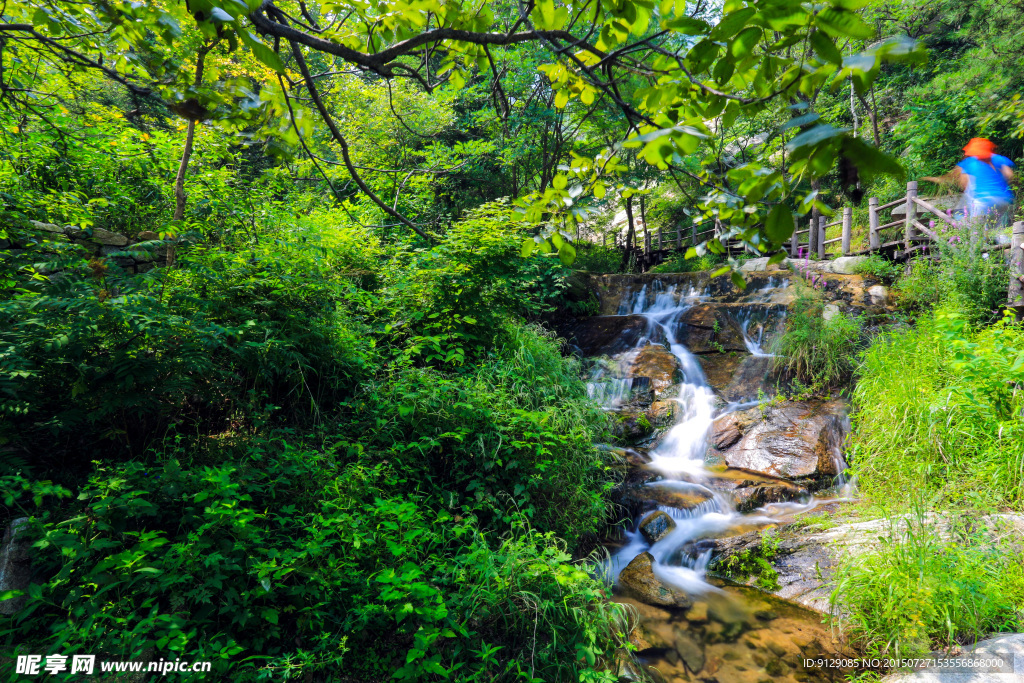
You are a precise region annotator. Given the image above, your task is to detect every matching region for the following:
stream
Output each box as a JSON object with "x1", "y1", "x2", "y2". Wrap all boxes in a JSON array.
[{"x1": 582, "y1": 276, "x2": 857, "y2": 683}]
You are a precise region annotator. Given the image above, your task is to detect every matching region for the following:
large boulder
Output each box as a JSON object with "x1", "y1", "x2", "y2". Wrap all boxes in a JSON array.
[
  {"x1": 611, "y1": 401, "x2": 677, "y2": 445},
  {"x1": 638, "y1": 511, "x2": 677, "y2": 544},
  {"x1": 561, "y1": 315, "x2": 649, "y2": 356},
  {"x1": 0, "y1": 518, "x2": 31, "y2": 616},
  {"x1": 674, "y1": 304, "x2": 749, "y2": 353},
  {"x1": 697, "y1": 353, "x2": 744, "y2": 395},
  {"x1": 720, "y1": 355, "x2": 778, "y2": 403},
  {"x1": 627, "y1": 344, "x2": 682, "y2": 394},
  {"x1": 618, "y1": 552, "x2": 693, "y2": 608},
  {"x1": 708, "y1": 400, "x2": 848, "y2": 487}
]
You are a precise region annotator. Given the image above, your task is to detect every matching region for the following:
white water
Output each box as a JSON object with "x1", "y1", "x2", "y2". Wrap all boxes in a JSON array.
[{"x1": 603, "y1": 280, "x2": 849, "y2": 595}]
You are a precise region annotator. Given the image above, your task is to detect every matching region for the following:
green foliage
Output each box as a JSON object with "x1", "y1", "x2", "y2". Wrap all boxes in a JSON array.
[
  {"x1": 650, "y1": 252, "x2": 725, "y2": 274},
  {"x1": 1, "y1": 446, "x2": 627, "y2": 682},
  {"x1": 850, "y1": 307, "x2": 1024, "y2": 507},
  {"x1": 893, "y1": 224, "x2": 1011, "y2": 323},
  {"x1": 714, "y1": 529, "x2": 782, "y2": 592},
  {"x1": 852, "y1": 254, "x2": 900, "y2": 283},
  {"x1": 572, "y1": 244, "x2": 623, "y2": 274},
  {"x1": 769, "y1": 287, "x2": 863, "y2": 388},
  {"x1": 832, "y1": 512, "x2": 1024, "y2": 658}
]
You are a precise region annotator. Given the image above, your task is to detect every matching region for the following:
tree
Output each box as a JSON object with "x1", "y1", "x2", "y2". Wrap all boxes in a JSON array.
[{"x1": 1, "y1": 0, "x2": 922, "y2": 272}]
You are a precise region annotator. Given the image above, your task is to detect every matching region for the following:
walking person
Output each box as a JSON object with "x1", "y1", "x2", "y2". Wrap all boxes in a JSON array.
[{"x1": 956, "y1": 137, "x2": 1015, "y2": 230}]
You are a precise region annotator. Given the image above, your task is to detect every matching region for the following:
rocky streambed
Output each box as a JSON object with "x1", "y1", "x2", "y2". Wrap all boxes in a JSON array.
[{"x1": 558, "y1": 264, "x2": 896, "y2": 682}]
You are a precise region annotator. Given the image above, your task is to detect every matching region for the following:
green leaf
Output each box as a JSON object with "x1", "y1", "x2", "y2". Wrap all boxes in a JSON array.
[
  {"x1": 710, "y1": 7, "x2": 757, "y2": 41},
  {"x1": 765, "y1": 203, "x2": 794, "y2": 244},
  {"x1": 240, "y1": 30, "x2": 284, "y2": 73},
  {"x1": 730, "y1": 26, "x2": 761, "y2": 60},
  {"x1": 209, "y1": 7, "x2": 234, "y2": 22},
  {"x1": 521, "y1": 238, "x2": 535, "y2": 258},
  {"x1": 815, "y1": 8, "x2": 874, "y2": 40},
  {"x1": 781, "y1": 112, "x2": 820, "y2": 131},
  {"x1": 840, "y1": 137, "x2": 906, "y2": 181},
  {"x1": 785, "y1": 124, "x2": 849, "y2": 151},
  {"x1": 810, "y1": 30, "x2": 843, "y2": 65},
  {"x1": 731, "y1": 270, "x2": 747, "y2": 290},
  {"x1": 558, "y1": 241, "x2": 576, "y2": 266},
  {"x1": 687, "y1": 40, "x2": 720, "y2": 73},
  {"x1": 664, "y1": 16, "x2": 711, "y2": 35}
]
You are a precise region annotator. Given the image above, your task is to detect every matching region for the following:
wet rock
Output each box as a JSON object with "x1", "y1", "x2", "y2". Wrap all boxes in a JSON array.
[
  {"x1": 730, "y1": 481, "x2": 809, "y2": 512},
  {"x1": 673, "y1": 628, "x2": 706, "y2": 673},
  {"x1": 829, "y1": 256, "x2": 868, "y2": 275},
  {"x1": 822, "y1": 303, "x2": 841, "y2": 321},
  {"x1": 612, "y1": 402, "x2": 676, "y2": 445},
  {"x1": 867, "y1": 284, "x2": 889, "y2": 307},
  {"x1": 0, "y1": 518, "x2": 31, "y2": 616},
  {"x1": 709, "y1": 400, "x2": 848, "y2": 487},
  {"x1": 698, "y1": 353, "x2": 744, "y2": 395},
  {"x1": 720, "y1": 356, "x2": 779, "y2": 403},
  {"x1": 136, "y1": 230, "x2": 159, "y2": 241},
  {"x1": 560, "y1": 315, "x2": 649, "y2": 356},
  {"x1": 629, "y1": 376, "x2": 654, "y2": 405},
  {"x1": 641, "y1": 482, "x2": 714, "y2": 511},
  {"x1": 684, "y1": 602, "x2": 708, "y2": 623},
  {"x1": 618, "y1": 552, "x2": 693, "y2": 609},
  {"x1": 675, "y1": 304, "x2": 749, "y2": 353},
  {"x1": 628, "y1": 344, "x2": 683, "y2": 394},
  {"x1": 639, "y1": 510, "x2": 677, "y2": 544}
]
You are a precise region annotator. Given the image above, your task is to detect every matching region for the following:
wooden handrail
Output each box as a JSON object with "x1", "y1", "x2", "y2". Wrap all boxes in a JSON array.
[
  {"x1": 911, "y1": 196, "x2": 958, "y2": 226},
  {"x1": 823, "y1": 220, "x2": 842, "y2": 229},
  {"x1": 877, "y1": 219, "x2": 903, "y2": 231},
  {"x1": 822, "y1": 236, "x2": 843, "y2": 245},
  {"x1": 911, "y1": 218, "x2": 941, "y2": 241},
  {"x1": 877, "y1": 198, "x2": 905, "y2": 211}
]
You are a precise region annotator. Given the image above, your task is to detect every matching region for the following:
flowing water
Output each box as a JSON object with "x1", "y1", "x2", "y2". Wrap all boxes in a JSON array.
[{"x1": 591, "y1": 280, "x2": 854, "y2": 682}]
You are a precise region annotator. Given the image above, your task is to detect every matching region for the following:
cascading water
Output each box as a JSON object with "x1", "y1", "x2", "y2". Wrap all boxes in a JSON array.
[{"x1": 603, "y1": 278, "x2": 851, "y2": 598}]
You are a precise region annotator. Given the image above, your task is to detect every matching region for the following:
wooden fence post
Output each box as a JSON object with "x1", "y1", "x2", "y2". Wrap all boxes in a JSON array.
[
  {"x1": 691, "y1": 218, "x2": 698, "y2": 247},
  {"x1": 807, "y1": 217, "x2": 817, "y2": 258},
  {"x1": 1010, "y1": 221, "x2": 1024, "y2": 315},
  {"x1": 658, "y1": 226, "x2": 663, "y2": 250},
  {"x1": 817, "y1": 215, "x2": 827, "y2": 260},
  {"x1": 790, "y1": 216, "x2": 799, "y2": 257},
  {"x1": 904, "y1": 181, "x2": 918, "y2": 251},
  {"x1": 676, "y1": 223, "x2": 682, "y2": 251},
  {"x1": 842, "y1": 206, "x2": 852, "y2": 256},
  {"x1": 868, "y1": 197, "x2": 880, "y2": 250},
  {"x1": 644, "y1": 228, "x2": 651, "y2": 256}
]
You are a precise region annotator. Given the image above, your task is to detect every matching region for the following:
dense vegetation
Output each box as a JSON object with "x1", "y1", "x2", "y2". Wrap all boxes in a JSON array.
[{"x1": 2, "y1": 0, "x2": 1024, "y2": 679}]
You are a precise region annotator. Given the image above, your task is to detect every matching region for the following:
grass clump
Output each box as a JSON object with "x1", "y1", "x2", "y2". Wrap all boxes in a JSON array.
[
  {"x1": 649, "y1": 251, "x2": 725, "y2": 273},
  {"x1": 893, "y1": 222, "x2": 1010, "y2": 324},
  {"x1": 850, "y1": 306, "x2": 1024, "y2": 508},
  {"x1": 852, "y1": 254, "x2": 900, "y2": 283},
  {"x1": 714, "y1": 529, "x2": 782, "y2": 591},
  {"x1": 832, "y1": 512, "x2": 1024, "y2": 658},
  {"x1": 769, "y1": 287, "x2": 863, "y2": 389}
]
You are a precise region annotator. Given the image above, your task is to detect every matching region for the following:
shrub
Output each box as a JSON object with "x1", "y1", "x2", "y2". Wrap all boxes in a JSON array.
[
  {"x1": 852, "y1": 254, "x2": 901, "y2": 283},
  {"x1": 1, "y1": 446, "x2": 628, "y2": 682},
  {"x1": 850, "y1": 307, "x2": 1024, "y2": 507},
  {"x1": 769, "y1": 288, "x2": 863, "y2": 388},
  {"x1": 572, "y1": 243, "x2": 622, "y2": 273},
  {"x1": 649, "y1": 251, "x2": 724, "y2": 273},
  {"x1": 893, "y1": 222, "x2": 1010, "y2": 323},
  {"x1": 832, "y1": 512, "x2": 1024, "y2": 658}
]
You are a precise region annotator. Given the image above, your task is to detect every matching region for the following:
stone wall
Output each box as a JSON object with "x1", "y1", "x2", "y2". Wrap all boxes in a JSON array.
[{"x1": 1, "y1": 221, "x2": 170, "y2": 274}]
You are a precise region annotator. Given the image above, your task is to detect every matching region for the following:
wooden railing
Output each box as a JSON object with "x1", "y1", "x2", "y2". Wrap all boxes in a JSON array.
[{"x1": 617, "y1": 179, "x2": 1024, "y2": 311}]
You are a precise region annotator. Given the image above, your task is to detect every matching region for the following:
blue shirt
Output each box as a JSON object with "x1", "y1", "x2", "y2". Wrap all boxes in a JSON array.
[{"x1": 957, "y1": 154, "x2": 1015, "y2": 204}]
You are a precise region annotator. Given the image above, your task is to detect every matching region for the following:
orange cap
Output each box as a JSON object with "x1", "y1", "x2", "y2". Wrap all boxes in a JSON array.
[{"x1": 964, "y1": 137, "x2": 996, "y2": 160}]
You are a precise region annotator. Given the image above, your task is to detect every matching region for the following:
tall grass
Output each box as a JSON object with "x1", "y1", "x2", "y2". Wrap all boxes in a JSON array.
[
  {"x1": 832, "y1": 510, "x2": 1024, "y2": 658},
  {"x1": 850, "y1": 306, "x2": 1024, "y2": 508},
  {"x1": 769, "y1": 286, "x2": 863, "y2": 388}
]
